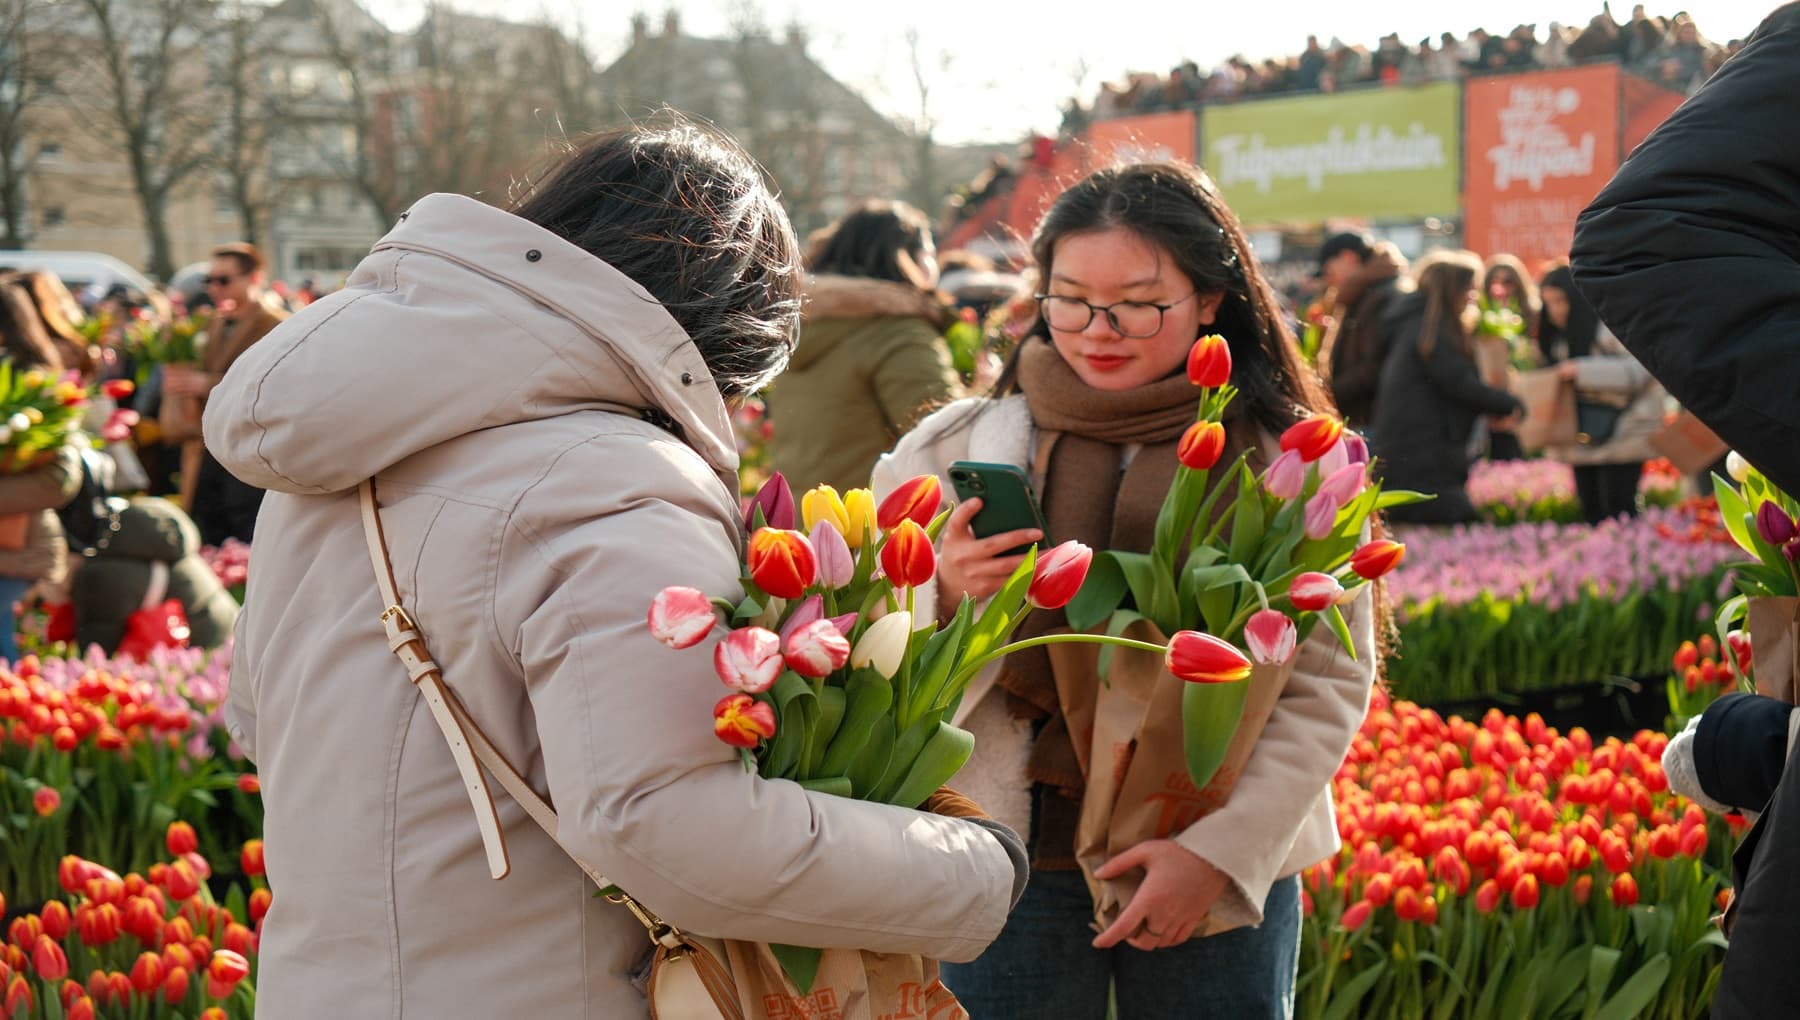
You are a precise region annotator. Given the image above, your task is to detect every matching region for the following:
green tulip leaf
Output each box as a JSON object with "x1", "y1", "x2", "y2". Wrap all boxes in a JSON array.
[
  {"x1": 1182, "y1": 678, "x2": 1248, "y2": 790},
  {"x1": 763, "y1": 673, "x2": 818, "y2": 780},
  {"x1": 797, "y1": 776, "x2": 853, "y2": 798},
  {"x1": 771, "y1": 943, "x2": 824, "y2": 996},
  {"x1": 884, "y1": 722, "x2": 976, "y2": 808},
  {"x1": 1713, "y1": 474, "x2": 1759, "y2": 556},
  {"x1": 818, "y1": 671, "x2": 893, "y2": 778},
  {"x1": 803, "y1": 685, "x2": 848, "y2": 777},
  {"x1": 1590, "y1": 952, "x2": 1671, "y2": 1020},
  {"x1": 846, "y1": 717, "x2": 895, "y2": 799},
  {"x1": 1066, "y1": 552, "x2": 1128, "y2": 632},
  {"x1": 1318, "y1": 960, "x2": 1387, "y2": 1020},
  {"x1": 872, "y1": 711, "x2": 947, "y2": 803}
]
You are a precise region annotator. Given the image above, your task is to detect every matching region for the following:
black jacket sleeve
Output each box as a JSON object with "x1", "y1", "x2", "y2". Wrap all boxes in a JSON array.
[
  {"x1": 1420, "y1": 335, "x2": 1522, "y2": 418},
  {"x1": 1571, "y1": 3, "x2": 1800, "y2": 494},
  {"x1": 1695, "y1": 693, "x2": 1794, "y2": 812}
]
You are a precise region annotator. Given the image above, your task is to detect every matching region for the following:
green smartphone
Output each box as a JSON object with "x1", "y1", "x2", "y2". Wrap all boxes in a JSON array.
[{"x1": 947, "y1": 461, "x2": 1049, "y2": 556}]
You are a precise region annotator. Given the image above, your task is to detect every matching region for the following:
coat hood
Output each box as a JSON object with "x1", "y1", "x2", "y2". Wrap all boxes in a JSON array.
[
  {"x1": 1335, "y1": 243, "x2": 1409, "y2": 310},
  {"x1": 202, "y1": 193, "x2": 739, "y2": 497},
  {"x1": 791, "y1": 274, "x2": 949, "y2": 372}
]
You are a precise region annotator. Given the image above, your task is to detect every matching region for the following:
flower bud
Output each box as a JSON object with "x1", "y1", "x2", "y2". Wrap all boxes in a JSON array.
[
  {"x1": 1028, "y1": 541, "x2": 1092, "y2": 610},
  {"x1": 1186, "y1": 334, "x2": 1232, "y2": 388},
  {"x1": 646, "y1": 587, "x2": 718, "y2": 650},
  {"x1": 712, "y1": 694, "x2": 776, "y2": 748},
  {"x1": 712, "y1": 627, "x2": 783, "y2": 694},
  {"x1": 1279, "y1": 415, "x2": 1346, "y2": 463},
  {"x1": 1177, "y1": 420, "x2": 1227, "y2": 470},
  {"x1": 1288, "y1": 572, "x2": 1344, "y2": 613},
  {"x1": 850, "y1": 611, "x2": 912, "y2": 679},
  {"x1": 1244, "y1": 610, "x2": 1297, "y2": 666},
  {"x1": 1262, "y1": 449, "x2": 1306, "y2": 501},
  {"x1": 784, "y1": 619, "x2": 851, "y2": 679},
  {"x1": 1165, "y1": 631, "x2": 1253, "y2": 684},
  {"x1": 877, "y1": 475, "x2": 943, "y2": 532},
  {"x1": 747, "y1": 528, "x2": 817, "y2": 601}
]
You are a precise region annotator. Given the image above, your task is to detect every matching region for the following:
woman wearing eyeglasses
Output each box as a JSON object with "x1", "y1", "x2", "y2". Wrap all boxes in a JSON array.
[{"x1": 872, "y1": 163, "x2": 1378, "y2": 1019}]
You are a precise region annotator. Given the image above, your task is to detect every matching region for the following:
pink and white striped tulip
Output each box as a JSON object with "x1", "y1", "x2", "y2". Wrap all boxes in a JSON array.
[
  {"x1": 713, "y1": 626, "x2": 783, "y2": 693},
  {"x1": 647, "y1": 587, "x2": 717, "y2": 650},
  {"x1": 784, "y1": 618, "x2": 852, "y2": 678},
  {"x1": 1245, "y1": 609, "x2": 1297, "y2": 666},
  {"x1": 1288, "y1": 572, "x2": 1344, "y2": 612}
]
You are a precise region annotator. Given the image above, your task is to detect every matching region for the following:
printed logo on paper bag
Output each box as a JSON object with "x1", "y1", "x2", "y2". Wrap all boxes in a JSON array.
[
  {"x1": 1147, "y1": 765, "x2": 1239, "y2": 836},
  {"x1": 876, "y1": 982, "x2": 968, "y2": 1020},
  {"x1": 764, "y1": 988, "x2": 842, "y2": 1020}
]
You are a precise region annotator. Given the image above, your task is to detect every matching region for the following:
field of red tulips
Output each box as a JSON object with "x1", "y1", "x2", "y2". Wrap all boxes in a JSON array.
[{"x1": 0, "y1": 621, "x2": 1746, "y2": 1016}]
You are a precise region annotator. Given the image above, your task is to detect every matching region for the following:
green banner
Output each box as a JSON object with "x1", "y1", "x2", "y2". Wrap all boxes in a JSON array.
[{"x1": 1201, "y1": 83, "x2": 1461, "y2": 225}]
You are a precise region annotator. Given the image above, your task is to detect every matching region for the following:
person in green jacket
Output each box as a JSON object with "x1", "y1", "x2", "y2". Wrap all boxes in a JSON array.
[
  {"x1": 767, "y1": 200, "x2": 964, "y2": 492},
  {"x1": 69, "y1": 497, "x2": 239, "y2": 654}
]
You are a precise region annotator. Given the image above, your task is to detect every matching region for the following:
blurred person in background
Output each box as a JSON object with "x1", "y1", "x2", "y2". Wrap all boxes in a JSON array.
[
  {"x1": 1317, "y1": 231, "x2": 1410, "y2": 431},
  {"x1": 1476, "y1": 255, "x2": 1540, "y2": 460},
  {"x1": 1370, "y1": 251, "x2": 1524, "y2": 524},
  {"x1": 163, "y1": 243, "x2": 287, "y2": 544},
  {"x1": 766, "y1": 200, "x2": 963, "y2": 492},
  {"x1": 1536, "y1": 265, "x2": 1662, "y2": 523}
]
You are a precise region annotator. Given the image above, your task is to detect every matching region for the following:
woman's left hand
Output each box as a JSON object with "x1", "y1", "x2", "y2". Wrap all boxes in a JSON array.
[{"x1": 1091, "y1": 840, "x2": 1230, "y2": 951}]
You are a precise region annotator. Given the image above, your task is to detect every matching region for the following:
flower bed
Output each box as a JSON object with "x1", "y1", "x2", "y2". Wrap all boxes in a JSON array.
[
  {"x1": 1387, "y1": 509, "x2": 1740, "y2": 703},
  {"x1": 1300, "y1": 691, "x2": 1729, "y2": 1020},
  {"x1": 1467, "y1": 459, "x2": 1581, "y2": 525}
]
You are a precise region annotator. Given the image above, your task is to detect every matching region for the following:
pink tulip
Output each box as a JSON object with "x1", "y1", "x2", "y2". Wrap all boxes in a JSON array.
[
  {"x1": 777, "y1": 596, "x2": 825, "y2": 643},
  {"x1": 810, "y1": 519, "x2": 854, "y2": 589},
  {"x1": 1317, "y1": 463, "x2": 1367, "y2": 507},
  {"x1": 712, "y1": 627, "x2": 783, "y2": 693},
  {"x1": 830, "y1": 612, "x2": 858, "y2": 635},
  {"x1": 1263, "y1": 449, "x2": 1305, "y2": 501},
  {"x1": 1304, "y1": 492, "x2": 1340, "y2": 540},
  {"x1": 1344, "y1": 433, "x2": 1370, "y2": 465},
  {"x1": 647, "y1": 587, "x2": 717, "y2": 650},
  {"x1": 1288, "y1": 572, "x2": 1344, "y2": 612},
  {"x1": 1028, "y1": 541, "x2": 1092, "y2": 610},
  {"x1": 784, "y1": 619, "x2": 851, "y2": 678},
  {"x1": 1317, "y1": 438, "x2": 1350, "y2": 478},
  {"x1": 1245, "y1": 609, "x2": 1297, "y2": 666}
]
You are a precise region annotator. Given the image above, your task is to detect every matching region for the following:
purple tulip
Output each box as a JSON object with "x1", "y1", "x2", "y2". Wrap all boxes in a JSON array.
[
  {"x1": 1343, "y1": 433, "x2": 1370, "y2": 466},
  {"x1": 1756, "y1": 500, "x2": 1797, "y2": 547},
  {"x1": 745, "y1": 472, "x2": 796, "y2": 531}
]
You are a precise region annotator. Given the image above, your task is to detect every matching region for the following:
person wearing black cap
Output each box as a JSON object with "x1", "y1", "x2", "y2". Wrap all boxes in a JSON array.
[{"x1": 1317, "y1": 231, "x2": 1410, "y2": 430}]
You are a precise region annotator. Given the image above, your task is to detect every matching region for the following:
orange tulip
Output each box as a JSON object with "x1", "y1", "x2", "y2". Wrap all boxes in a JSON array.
[
  {"x1": 33, "y1": 935, "x2": 68, "y2": 982},
  {"x1": 201, "y1": 1009, "x2": 229, "y2": 1020},
  {"x1": 879, "y1": 519, "x2": 937, "y2": 589},
  {"x1": 746, "y1": 528, "x2": 816, "y2": 601},
  {"x1": 1186, "y1": 334, "x2": 1232, "y2": 388},
  {"x1": 876, "y1": 475, "x2": 943, "y2": 532},
  {"x1": 166, "y1": 821, "x2": 198, "y2": 857},
  {"x1": 1279, "y1": 414, "x2": 1345, "y2": 463},
  {"x1": 1165, "y1": 631, "x2": 1252, "y2": 684},
  {"x1": 241, "y1": 840, "x2": 265, "y2": 879},
  {"x1": 1349, "y1": 540, "x2": 1406, "y2": 580},
  {"x1": 247, "y1": 889, "x2": 272, "y2": 925},
  {"x1": 1177, "y1": 420, "x2": 1227, "y2": 470},
  {"x1": 712, "y1": 694, "x2": 776, "y2": 749}
]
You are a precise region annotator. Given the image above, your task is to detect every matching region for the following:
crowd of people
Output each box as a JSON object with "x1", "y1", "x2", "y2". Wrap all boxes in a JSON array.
[{"x1": 1065, "y1": 4, "x2": 1734, "y2": 132}]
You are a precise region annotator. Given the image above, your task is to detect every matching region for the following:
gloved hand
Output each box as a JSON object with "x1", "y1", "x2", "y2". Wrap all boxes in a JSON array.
[{"x1": 1663, "y1": 714, "x2": 1732, "y2": 814}]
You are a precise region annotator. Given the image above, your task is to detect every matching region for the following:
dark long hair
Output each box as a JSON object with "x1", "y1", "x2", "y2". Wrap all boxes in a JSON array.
[
  {"x1": 0, "y1": 273, "x2": 64, "y2": 372},
  {"x1": 805, "y1": 200, "x2": 935, "y2": 290},
  {"x1": 12, "y1": 272, "x2": 94, "y2": 378},
  {"x1": 510, "y1": 118, "x2": 801, "y2": 399},
  {"x1": 996, "y1": 163, "x2": 1332, "y2": 437},
  {"x1": 1412, "y1": 251, "x2": 1483, "y2": 359},
  {"x1": 1537, "y1": 264, "x2": 1601, "y2": 362}
]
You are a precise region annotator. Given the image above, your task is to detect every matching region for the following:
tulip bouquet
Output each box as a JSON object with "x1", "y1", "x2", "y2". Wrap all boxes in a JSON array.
[
  {"x1": 123, "y1": 314, "x2": 208, "y2": 388},
  {"x1": 1710, "y1": 452, "x2": 1800, "y2": 700},
  {"x1": 1064, "y1": 333, "x2": 1421, "y2": 791},
  {"x1": 646, "y1": 472, "x2": 1178, "y2": 992},
  {"x1": 0, "y1": 364, "x2": 92, "y2": 476}
]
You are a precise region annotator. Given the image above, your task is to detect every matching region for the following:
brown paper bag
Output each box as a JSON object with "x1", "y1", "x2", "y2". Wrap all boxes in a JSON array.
[
  {"x1": 1048, "y1": 619, "x2": 1292, "y2": 937},
  {"x1": 1471, "y1": 335, "x2": 1512, "y2": 390},
  {"x1": 1650, "y1": 410, "x2": 1729, "y2": 477},
  {"x1": 1749, "y1": 596, "x2": 1800, "y2": 703},
  {"x1": 1514, "y1": 369, "x2": 1578, "y2": 452},
  {"x1": 0, "y1": 512, "x2": 29, "y2": 552},
  {"x1": 723, "y1": 941, "x2": 966, "y2": 1020},
  {"x1": 159, "y1": 363, "x2": 205, "y2": 444}
]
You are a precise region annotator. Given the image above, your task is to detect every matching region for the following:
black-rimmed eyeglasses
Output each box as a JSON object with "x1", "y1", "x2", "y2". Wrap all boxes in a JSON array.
[{"x1": 1035, "y1": 292, "x2": 1198, "y2": 339}]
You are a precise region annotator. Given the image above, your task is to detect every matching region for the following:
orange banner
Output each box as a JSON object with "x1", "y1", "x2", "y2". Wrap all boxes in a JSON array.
[
  {"x1": 1463, "y1": 65, "x2": 1621, "y2": 266},
  {"x1": 1085, "y1": 111, "x2": 1198, "y2": 168}
]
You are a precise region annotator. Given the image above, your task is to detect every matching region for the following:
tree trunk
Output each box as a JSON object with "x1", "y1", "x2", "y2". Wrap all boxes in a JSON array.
[
  {"x1": 141, "y1": 187, "x2": 175, "y2": 282},
  {"x1": 0, "y1": 159, "x2": 26, "y2": 249}
]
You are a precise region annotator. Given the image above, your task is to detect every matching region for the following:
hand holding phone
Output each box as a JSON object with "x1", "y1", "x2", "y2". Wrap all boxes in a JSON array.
[{"x1": 948, "y1": 461, "x2": 1049, "y2": 555}]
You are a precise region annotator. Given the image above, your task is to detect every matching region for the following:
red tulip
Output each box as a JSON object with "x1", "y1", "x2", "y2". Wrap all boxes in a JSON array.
[
  {"x1": 647, "y1": 587, "x2": 718, "y2": 650},
  {"x1": 101, "y1": 379, "x2": 135, "y2": 400},
  {"x1": 1350, "y1": 540, "x2": 1406, "y2": 580},
  {"x1": 248, "y1": 889, "x2": 271, "y2": 925},
  {"x1": 51, "y1": 726, "x2": 77, "y2": 751},
  {"x1": 1671, "y1": 640, "x2": 1699, "y2": 672},
  {"x1": 747, "y1": 528, "x2": 817, "y2": 600},
  {"x1": 1364, "y1": 872, "x2": 1394, "y2": 907},
  {"x1": 1680, "y1": 824, "x2": 1707, "y2": 858},
  {"x1": 241, "y1": 840, "x2": 265, "y2": 879},
  {"x1": 1474, "y1": 879, "x2": 1501, "y2": 914},
  {"x1": 1244, "y1": 610, "x2": 1297, "y2": 666},
  {"x1": 33, "y1": 935, "x2": 68, "y2": 982},
  {"x1": 783, "y1": 619, "x2": 850, "y2": 679},
  {"x1": 163, "y1": 860, "x2": 200, "y2": 902},
  {"x1": 223, "y1": 923, "x2": 254, "y2": 957},
  {"x1": 1288, "y1": 572, "x2": 1344, "y2": 612},
  {"x1": 131, "y1": 952, "x2": 164, "y2": 995},
  {"x1": 1028, "y1": 541, "x2": 1092, "y2": 610},
  {"x1": 1280, "y1": 415, "x2": 1346, "y2": 463},
  {"x1": 712, "y1": 694, "x2": 777, "y2": 749},
  {"x1": 33, "y1": 787, "x2": 60, "y2": 817},
  {"x1": 40, "y1": 901, "x2": 70, "y2": 941},
  {"x1": 237, "y1": 773, "x2": 260, "y2": 795},
  {"x1": 879, "y1": 519, "x2": 937, "y2": 589},
  {"x1": 712, "y1": 627, "x2": 783, "y2": 694},
  {"x1": 1186, "y1": 333, "x2": 1232, "y2": 388},
  {"x1": 1647, "y1": 825, "x2": 1679, "y2": 860},
  {"x1": 877, "y1": 475, "x2": 943, "y2": 532},
  {"x1": 166, "y1": 821, "x2": 198, "y2": 857},
  {"x1": 1340, "y1": 899, "x2": 1373, "y2": 932},
  {"x1": 163, "y1": 965, "x2": 189, "y2": 1005},
  {"x1": 1433, "y1": 846, "x2": 1470, "y2": 895},
  {"x1": 1610, "y1": 872, "x2": 1639, "y2": 907},
  {"x1": 1394, "y1": 886, "x2": 1423, "y2": 922},
  {"x1": 5, "y1": 975, "x2": 29, "y2": 1015},
  {"x1": 205, "y1": 949, "x2": 249, "y2": 999},
  {"x1": 1165, "y1": 631, "x2": 1253, "y2": 684},
  {"x1": 1177, "y1": 420, "x2": 1227, "y2": 470}
]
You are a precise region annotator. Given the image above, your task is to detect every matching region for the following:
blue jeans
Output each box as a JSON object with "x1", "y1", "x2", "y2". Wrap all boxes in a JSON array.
[
  {"x1": 942, "y1": 870, "x2": 1301, "y2": 1020},
  {"x1": 0, "y1": 575, "x2": 30, "y2": 664}
]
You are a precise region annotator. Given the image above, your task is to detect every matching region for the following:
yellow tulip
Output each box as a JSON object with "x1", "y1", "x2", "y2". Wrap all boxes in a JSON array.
[
  {"x1": 842, "y1": 488, "x2": 877, "y2": 549},
  {"x1": 801, "y1": 485, "x2": 849, "y2": 536}
]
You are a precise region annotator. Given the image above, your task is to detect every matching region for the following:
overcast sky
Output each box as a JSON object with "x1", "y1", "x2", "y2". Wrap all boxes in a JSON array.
[{"x1": 375, "y1": 0, "x2": 1784, "y2": 143}]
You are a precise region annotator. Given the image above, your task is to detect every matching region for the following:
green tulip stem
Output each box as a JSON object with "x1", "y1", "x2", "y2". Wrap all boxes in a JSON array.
[{"x1": 942, "y1": 632, "x2": 1169, "y2": 703}]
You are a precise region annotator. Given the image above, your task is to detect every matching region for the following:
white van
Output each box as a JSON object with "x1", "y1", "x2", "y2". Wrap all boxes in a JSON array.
[{"x1": 0, "y1": 250, "x2": 159, "y2": 298}]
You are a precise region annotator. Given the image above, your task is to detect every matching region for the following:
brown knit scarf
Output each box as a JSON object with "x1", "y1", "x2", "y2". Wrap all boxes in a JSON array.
[{"x1": 1000, "y1": 338, "x2": 1248, "y2": 869}]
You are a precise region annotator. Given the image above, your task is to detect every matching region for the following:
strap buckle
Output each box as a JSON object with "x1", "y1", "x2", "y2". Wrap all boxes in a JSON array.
[
  {"x1": 381, "y1": 605, "x2": 416, "y2": 631},
  {"x1": 606, "y1": 890, "x2": 686, "y2": 950}
]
